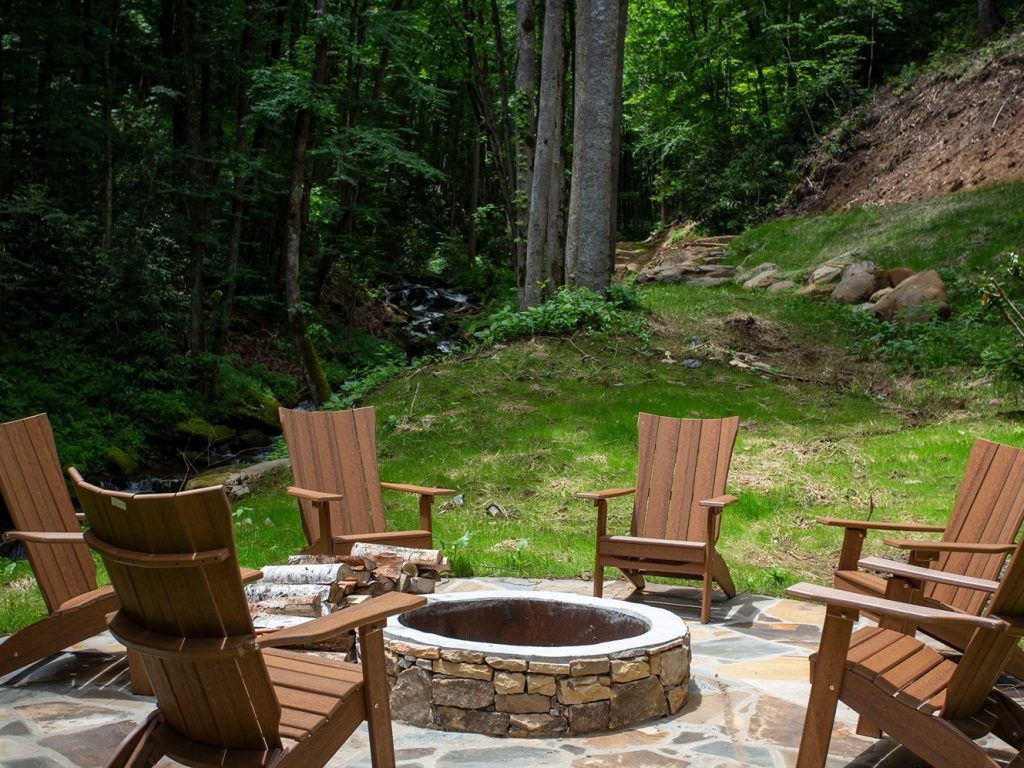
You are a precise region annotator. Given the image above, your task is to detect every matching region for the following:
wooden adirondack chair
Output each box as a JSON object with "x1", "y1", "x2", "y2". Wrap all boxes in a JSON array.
[
  {"x1": 578, "y1": 413, "x2": 740, "y2": 624},
  {"x1": 0, "y1": 413, "x2": 121, "y2": 680},
  {"x1": 819, "y1": 438, "x2": 1024, "y2": 679},
  {"x1": 280, "y1": 406, "x2": 456, "y2": 557},
  {"x1": 788, "y1": 548, "x2": 1024, "y2": 768},
  {"x1": 70, "y1": 471, "x2": 425, "y2": 768}
]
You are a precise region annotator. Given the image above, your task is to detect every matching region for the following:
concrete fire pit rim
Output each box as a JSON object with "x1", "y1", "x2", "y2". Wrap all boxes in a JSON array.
[{"x1": 383, "y1": 589, "x2": 688, "y2": 662}]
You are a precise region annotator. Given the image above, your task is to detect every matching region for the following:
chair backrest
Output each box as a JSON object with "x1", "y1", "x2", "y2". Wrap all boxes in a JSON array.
[
  {"x1": 632, "y1": 413, "x2": 740, "y2": 543},
  {"x1": 0, "y1": 414, "x2": 97, "y2": 611},
  {"x1": 928, "y1": 438, "x2": 1024, "y2": 615},
  {"x1": 279, "y1": 406, "x2": 386, "y2": 544},
  {"x1": 943, "y1": 525, "x2": 1024, "y2": 720},
  {"x1": 72, "y1": 473, "x2": 283, "y2": 751}
]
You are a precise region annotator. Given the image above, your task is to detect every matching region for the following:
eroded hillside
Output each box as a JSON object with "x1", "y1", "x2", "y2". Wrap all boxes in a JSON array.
[{"x1": 791, "y1": 32, "x2": 1024, "y2": 213}]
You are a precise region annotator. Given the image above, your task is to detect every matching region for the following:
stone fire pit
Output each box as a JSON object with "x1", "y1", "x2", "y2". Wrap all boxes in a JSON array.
[{"x1": 383, "y1": 591, "x2": 690, "y2": 737}]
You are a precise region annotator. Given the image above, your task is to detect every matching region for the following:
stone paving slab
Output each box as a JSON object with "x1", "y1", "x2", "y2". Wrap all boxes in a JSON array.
[{"x1": 1, "y1": 577, "x2": 1021, "y2": 767}]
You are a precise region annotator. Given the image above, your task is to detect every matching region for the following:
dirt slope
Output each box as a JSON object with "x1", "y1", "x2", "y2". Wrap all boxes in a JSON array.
[{"x1": 791, "y1": 33, "x2": 1024, "y2": 214}]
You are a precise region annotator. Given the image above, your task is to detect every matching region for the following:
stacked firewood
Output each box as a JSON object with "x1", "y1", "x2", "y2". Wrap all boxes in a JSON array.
[{"x1": 245, "y1": 542, "x2": 449, "y2": 653}]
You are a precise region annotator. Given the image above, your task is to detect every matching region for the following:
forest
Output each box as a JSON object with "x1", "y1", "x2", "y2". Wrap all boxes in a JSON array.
[{"x1": 0, "y1": 0, "x2": 1011, "y2": 474}]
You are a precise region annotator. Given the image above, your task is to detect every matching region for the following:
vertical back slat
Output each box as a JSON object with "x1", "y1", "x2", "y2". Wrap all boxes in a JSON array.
[
  {"x1": 928, "y1": 439, "x2": 1024, "y2": 615},
  {"x1": 944, "y1": 523, "x2": 1024, "y2": 719},
  {"x1": 0, "y1": 414, "x2": 96, "y2": 611},
  {"x1": 639, "y1": 415, "x2": 680, "y2": 539},
  {"x1": 664, "y1": 420, "x2": 700, "y2": 541}
]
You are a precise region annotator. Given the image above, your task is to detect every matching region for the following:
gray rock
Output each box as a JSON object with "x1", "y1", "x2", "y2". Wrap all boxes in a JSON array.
[
  {"x1": 736, "y1": 262, "x2": 778, "y2": 285},
  {"x1": 434, "y1": 706, "x2": 509, "y2": 736},
  {"x1": 496, "y1": 693, "x2": 554, "y2": 714},
  {"x1": 743, "y1": 269, "x2": 780, "y2": 290},
  {"x1": 830, "y1": 261, "x2": 880, "y2": 304},
  {"x1": 391, "y1": 667, "x2": 433, "y2": 727},
  {"x1": 871, "y1": 269, "x2": 950, "y2": 322},
  {"x1": 609, "y1": 676, "x2": 668, "y2": 729},
  {"x1": 869, "y1": 286, "x2": 894, "y2": 303},
  {"x1": 567, "y1": 701, "x2": 610, "y2": 734},
  {"x1": 432, "y1": 678, "x2": 494, "y2": 709},
  {"x1": 809, "y1": 265, "x2": 844, "y2": 284},
  {"x1": 509, "y1": 713, "x2": 568, "y2": 737}
]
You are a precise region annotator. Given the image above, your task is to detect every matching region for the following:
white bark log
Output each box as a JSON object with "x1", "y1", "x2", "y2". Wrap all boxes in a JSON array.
[
  {"x1": 244, "y1": 583, "x2": 331, "y2": 604},
  {"x1": 250, "y1": 595, "x2": 326, "y2": 618},
  {"x1": 350, "y1": 542, "x2": 445, "y2": 566},
  {"x1": 259, "y1": 563, "x2": 349, "y2": 584}
]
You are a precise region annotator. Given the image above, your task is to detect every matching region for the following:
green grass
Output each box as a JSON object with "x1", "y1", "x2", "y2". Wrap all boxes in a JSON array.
[
  {"x1": 729, "y1": 179, "x2": 1024, "y2": 279},
  {"x1": 4, "y1": 179, "x2": 1024, "y2": 634}
]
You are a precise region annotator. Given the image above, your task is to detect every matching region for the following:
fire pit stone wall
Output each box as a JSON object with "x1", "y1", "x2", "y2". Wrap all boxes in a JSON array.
[{"x1": 383, "y1": 592, "x2": 691, "y2": 737}]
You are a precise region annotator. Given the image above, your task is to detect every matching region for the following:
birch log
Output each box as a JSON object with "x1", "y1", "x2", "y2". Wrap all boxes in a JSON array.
[
  {"x1": 260, "y1": 563, "x2": 350, "y2": 584},
  {"x1": 244, "y1": 583, "x2": 331, "y2": 604},
  {"x1": 350, "y1": 542, "x2": 444, "y2": 566},
  {"x1": 250, "y1": 595, "x2": 326, "y2": 618}
]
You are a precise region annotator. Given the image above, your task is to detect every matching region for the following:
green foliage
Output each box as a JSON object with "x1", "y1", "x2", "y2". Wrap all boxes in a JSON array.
[
  {"x1": 978, "y1": 251, "x2": 1024, "y2": 384},
  {"x1": 472, "y1": 288, "x2": 650, "y2": 346}
]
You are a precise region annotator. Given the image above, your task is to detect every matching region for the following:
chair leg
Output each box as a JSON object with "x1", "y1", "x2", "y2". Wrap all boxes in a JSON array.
[
  {"x1": 358, "y1": 623, "x2": 397, "y2": 768},
  {"x1": 593, "y1": 556, "x2": 604, "y2": 598},
  {"x1": 126, "y1": 650, "x2": 153, "y2": 696},
  {"x1": 108, "y1": 711, "x2": 163, "y2": 768},
  {"x1": 711, "y1": 553, "x2": 737, "y2": 599},
  {"x1": 797, "y1": 605, "x2": 855, "y2": 768},
  {"x1": 700, "y1": 571, "x2": 712, "y2": 625}
]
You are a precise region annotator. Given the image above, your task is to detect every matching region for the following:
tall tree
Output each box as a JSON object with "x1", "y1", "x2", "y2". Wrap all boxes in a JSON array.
[
  {"x1": 283, "y1": 0, "x2": 332, "y2": 405},
  {"x1": 514, "y1": 0, "x2": 537, "y2": 307},
  {"x1": 978, "y1": 0, "x2": 1003, "y2": 38},
  {"x1": 564, "y1": 0, "x2": 626, "y2": 293},
  {"x1": 523, "y1": 0, "x2": 566, "y2": 306}
]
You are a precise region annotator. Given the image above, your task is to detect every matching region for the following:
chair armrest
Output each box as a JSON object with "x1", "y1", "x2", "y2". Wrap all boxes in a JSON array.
[
  {"x1": 575, "y1": 487, "x2": 636, "y2": 501},
  {"x1": 785, "y1": 582, "x2": 1007, "y2": 631},
  {"x1": 286, "y1": 486, "x2": 343, "y2": 503},
  {"x1": 257, "y1": 592, "x2": 427, "y2": 648},
  {"x1": 817, "y1": 517, "x2": 946, "y2": 533},
  {"x1": 858, "y1": 556, "x2": 999, "y2": 594},
  {"x1": 240, "y1": 568, "x2": 263, "y2": 584},
  {"x1": 380, "y1": 482, "x2": 456, "y2": 497},
  {"x1": 2, "y1": 530, "x2": 85, "y2": 544},
  {"x1": 699, "y1": 494, "x2": 738, "y2": 509},
  {"x1": 882, "y1": 538, "x2": 1016, "y2": 555}
]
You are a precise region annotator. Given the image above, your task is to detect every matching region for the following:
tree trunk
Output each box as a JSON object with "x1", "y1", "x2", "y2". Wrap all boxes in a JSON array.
[
  {"x1": 102, "y1": 2, "x2": 119, "y2": 250},
  {"x1": 515, "y1": 0, "x2": 537, "y2": 307},
  {"x1": 524, "y1": 0, "x2": 566, "y2": 307},
  {"x1": 563, "y1": 0, "x2": 626, "y2": 294},
  {"x1": 213, "y1": 2, "x2": 254, "y2": 355},
  {"x1": 978, "y1": 0, "x2": 1003, "y2": 39},
  {"x1": 284, "y1": 0, "x2": 332, "y2": 405},
  {"x1": 177, "y1": 0, "x2": 208, "y2": 356},
  {"x1": 462, "y1": 0, "x2": 519, "y2": 270}
]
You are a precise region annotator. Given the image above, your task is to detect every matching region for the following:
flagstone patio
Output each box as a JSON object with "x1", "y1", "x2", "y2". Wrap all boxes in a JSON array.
[{"x1": 1, "y1": 577, "x2": 1021, "y2": 767}]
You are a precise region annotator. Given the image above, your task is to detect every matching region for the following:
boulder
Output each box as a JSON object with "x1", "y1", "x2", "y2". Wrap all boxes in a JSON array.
[
  {"x1": 871, "y1": 270, "x2": 950, "y2": 322},
  {"x1": 830, "y1": 261, "x2": 881, "y2": 304},
  {"x1": 885, "y1": 267, "x2": 915, "y2": 287},
  {"x1": 743, "y1": 268, "x2": 780, "y2": 290},
  {"x1": 808, "y1": 249, "x2": 864, "y2": 284},
  {"x1": 735, "y1": 262, "x2": 778, "y2": 285},
  {"x1": 796, "y1": 283, "x2": 833, "y2": 298},
  {"x1": 809, "y1": 265, "x2": 844, "y2": 285},
  {"x1": 767, "y1": 280, "x2": 796, "y2": 293},
  {"x1": 869, "y1": 287, "x2": 894, "y2": 303}
]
